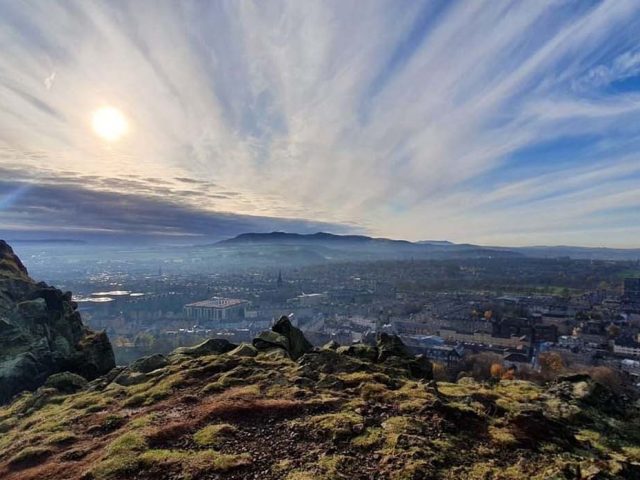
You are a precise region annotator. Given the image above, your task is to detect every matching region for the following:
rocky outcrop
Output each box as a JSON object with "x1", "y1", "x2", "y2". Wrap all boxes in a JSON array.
[
  {"x1": 334, "y1": 333, "x2": 433, "y2": 381},
  {"x1": 0, "y1": 240, "x2": 115, "y2": 403},
  {"x1": 172, "y1": 338, "x2": 236, "y2": 357},
  {"x1": 253, "y1": 316, "x2": 313, "y2": 360}
]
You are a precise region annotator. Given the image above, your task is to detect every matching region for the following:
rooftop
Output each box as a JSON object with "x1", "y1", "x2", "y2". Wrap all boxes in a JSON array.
[{"x1": 185, "y1": 297, "x2": 248, "y2": 309}]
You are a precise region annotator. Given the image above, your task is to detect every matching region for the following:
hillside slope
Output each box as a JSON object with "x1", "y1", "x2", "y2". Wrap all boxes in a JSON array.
[{"x1": 1, "y1": 319, "x2": 639, "y2": 480}]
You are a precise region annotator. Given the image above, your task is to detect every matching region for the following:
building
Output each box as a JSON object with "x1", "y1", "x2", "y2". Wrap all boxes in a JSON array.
[
  {"x1": 287, "y1": 293, "x2": 327, "y2": 307},
  {"x1": 613, "y1": 337, "x2": 640, "y2": 357},
  {"x1": 184, "y1": 298, "x2": 248, "y2": 323},
  {"x1": 438, "y1": 328, "x2": 527, "y2": 349},
  {"x1": 624, "y1": 278, "x2": 640, "y2": 303}
]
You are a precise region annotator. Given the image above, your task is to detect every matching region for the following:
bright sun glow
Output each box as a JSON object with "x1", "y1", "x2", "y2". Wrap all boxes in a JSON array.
[{"x1": 91, "y1": 106, "x2": 128, "y2": 142}]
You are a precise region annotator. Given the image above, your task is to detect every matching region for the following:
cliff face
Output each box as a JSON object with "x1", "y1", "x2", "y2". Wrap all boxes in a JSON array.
[
  {"x1": 0, "y1": 240, "x2": 115, "y2": 404},
  {"x1": 0, "y1": 317, "x2": 639, "y2": 480}
]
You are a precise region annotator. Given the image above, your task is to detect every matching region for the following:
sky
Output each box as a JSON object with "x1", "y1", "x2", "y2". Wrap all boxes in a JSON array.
[{"x1": 1, "y1": 0, "x2": 640, "y2": 246}]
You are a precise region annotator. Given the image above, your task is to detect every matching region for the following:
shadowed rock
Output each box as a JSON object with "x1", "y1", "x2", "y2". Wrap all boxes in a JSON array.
[
  {"x1": 172, "y1": 338, "x2": 236, "y2": 357},
  {"x1": 253, "y1": 316, "x2": 313, "y2": 360},
  {"x1": 0, "y1": 240, "x2": 115, "y2": 404}
]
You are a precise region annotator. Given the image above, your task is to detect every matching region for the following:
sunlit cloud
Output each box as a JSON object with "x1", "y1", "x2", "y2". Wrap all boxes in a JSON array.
[{"x1": 0, "y1": 0, "x2": 639, "y2": 246}]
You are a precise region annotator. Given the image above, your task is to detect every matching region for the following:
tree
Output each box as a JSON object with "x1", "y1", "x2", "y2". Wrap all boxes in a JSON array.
[
  {"x1": 606, "y1": 324, "x2": 621, "y2": 338},
  {"x1": 490, "y1": 363, "x2": 504, "y2": 379},
  {"x1": 501, "y1": 368, "x2": 516, "y2": 380},
  {"x1": 539, "y1": 352, "x2": 564, "y2": 377},
  {"x1": 134, "y1": 332, "x2": 156, "y2": 348}
]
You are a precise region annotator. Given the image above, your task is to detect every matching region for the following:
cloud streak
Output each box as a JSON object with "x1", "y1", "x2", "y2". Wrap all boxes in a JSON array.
[{"x1": 0, "y1": 0, "x2": 639, "y2": 246}]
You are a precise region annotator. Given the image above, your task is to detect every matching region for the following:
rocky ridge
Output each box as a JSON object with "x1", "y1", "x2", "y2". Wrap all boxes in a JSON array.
[
  {"x1": 1, "y1": 312, "x2": 639, "y2": 479},
  {"x1": 0, "y1": 240, "x2": 115, "y2": 404}
]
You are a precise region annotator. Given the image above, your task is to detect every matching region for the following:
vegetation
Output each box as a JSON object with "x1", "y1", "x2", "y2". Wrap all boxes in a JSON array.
[{"x1": 0, "y1": 341, "x2": 639, "y2": 480}]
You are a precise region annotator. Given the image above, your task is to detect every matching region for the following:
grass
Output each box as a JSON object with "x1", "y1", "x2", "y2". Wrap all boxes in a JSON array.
[
  {"x1": 8, "y1": 446, "x2": 53, "y2": 467},
  {"x1": 106, "y1": 431, "x2": 146, "y2": 455},
  {"x1": 351, "y1": 427, "x2": 385, "y2": 448},
  {"x1": 138, "y1": 449, "x2": 251, "y2": 473},
  {"x1": 45, "y1": 431, "x2": 78, "y2": 445},
  {"x1": 2, "y1": 340, "x2": 640, "y2": 480},
  {"x1": 193, "y1": 423, "x2": 237, "y2": 446},
  {"x1": 298, "y1": 411, "x2": 363, "y2": 440},
  {"x1": 488, "y1": 425, "x2": 518, "y2": 446},
  {"x1": 381, "y1": 416, "x2": 425, "y2": 435}
]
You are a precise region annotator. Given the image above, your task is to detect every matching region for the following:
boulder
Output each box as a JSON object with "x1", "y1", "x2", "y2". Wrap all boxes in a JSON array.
[
  {"x1": 272, "y1": 316, "x2": 313, "y2": 360},
  {"x1": 45, "y1": 372, "x2": 88, "y2": 394},
  {"x1": 113, "y1": 370, "x2": 150, "y2": 387},
  {"x1": 0, "y1": 241, "x2": 115, "y2": 404},
  {"x1": 337, "y1": 343, "x2": 378, "y2": 362},
  {"x1": 548, "y1": 374, "x2": 625, "y2": 415},
  {"x1": 376, "y1": 333, "x2": 410, "y2": 362},
  {"x1": 253, "y1": 331, "x2": 289, "y2": 352},
  {"x1": 173, "y1": 338, "x2": 236, "y2": 357},
  {"x1": 130, "y1": 354, "x2": 168, "y2": 373},
  {"x1": 228, "y1": 343, "x2": 258, "y2": 358},
  {"x1": 322, "y1": 340, "x2": 340, "y2": 350}
]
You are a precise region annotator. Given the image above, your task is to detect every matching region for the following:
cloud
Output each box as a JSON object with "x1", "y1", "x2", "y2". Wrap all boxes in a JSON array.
[
  {"x1": 0, "y1": 173, "x2": 354, "y2": 243},
  {"x1": 0, "y1": 0, "x2": 639, "y2": 246}
]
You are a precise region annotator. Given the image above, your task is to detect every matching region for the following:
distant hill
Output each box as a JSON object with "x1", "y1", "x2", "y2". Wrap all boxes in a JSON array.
[
  {"x1": 210, "y1": 232, "x2": 520, "y2": 265},
  {"x1": 416, "y1": 240, "x2": 454, "y2": 245},
  {"x1": 215, "y1": 233, "x2": 640, "y2": 262},
  {"x1": 217, "y1": 231, "x2": 414, "y2": 246},
  {"x1": 6, "y1": 239, "x2": 87, "y2": 245},
  {"x1": 509, "y1": 245, "x2": 640, "y2": 261}
]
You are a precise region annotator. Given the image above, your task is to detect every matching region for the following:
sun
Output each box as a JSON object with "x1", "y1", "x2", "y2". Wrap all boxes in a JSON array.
[{"x1": 91, "y1": 106, "x2": 128, "y2": 142}]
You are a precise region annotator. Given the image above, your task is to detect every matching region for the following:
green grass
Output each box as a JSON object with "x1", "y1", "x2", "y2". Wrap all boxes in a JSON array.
[{"x1": 193, "y1": 423, "x2": 237, "y2": 446}]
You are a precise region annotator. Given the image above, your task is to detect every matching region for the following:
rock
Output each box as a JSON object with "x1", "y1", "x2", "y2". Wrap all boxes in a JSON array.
[
  {"x1": 113, "y1": 370, "x2": 150, "y2": 387},
  {"x1": 337, "y1": 343, "x2": 379, "y2": 362},
  {"x1": 271, "y1": 316, "x2": 313, "y2": 360},
  {"x1": 130, "y1": 354, "x2": 168, "y2": 373},
  {"x1": 253, "y1": 331, "x2": 289, "y2": 352},
  {"x1": 376, "y1": 333, "x2": 410, "y2": 362},
  {"x1": 548, "y1": 374, "x2": 625, "y2": 415},
  {"x1": 45, "y1": 372, "x2": 88, "y2": 394},
  {"x1": 261, "y1": 348, "x2": 291, "y2": 360},
  {"x1": 322, "y1": 340, "x2": 340, "y2": 350},
  {"x1": 228, "y1": 343, "x2": 258, "y2": 357},
  {"x1": 510, "y1": 409, "x2": 577, "y2": 448},
  {"x1": 173, "y1": 338, "x2": 236, "y2": 357},
  {"x1": 316, "y1": 374, "x2": 346, "y2": 390},
  {"x1": 0, "y1": 240, "x2": 28, "y2": 279},
  {"x1": 407, "y1": 355, "x2": 433, "y2": 381},
  {"x1": 298, "y1": 349, "x2": 368, "y2": 375},
  {"x1": 0, "y1": 241, "x2": 115, "y2": 404}
]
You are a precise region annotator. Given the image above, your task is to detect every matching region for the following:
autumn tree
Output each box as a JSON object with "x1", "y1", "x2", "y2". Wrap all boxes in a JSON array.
[
  {"x1": 539, "y1": 352, "x2": 565, "y2": 377},
  {"x1": 490, "y1": 363, "x2": 504, "y2": 379}
]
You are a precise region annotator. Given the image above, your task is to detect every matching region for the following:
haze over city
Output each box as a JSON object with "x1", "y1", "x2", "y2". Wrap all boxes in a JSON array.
[{"x1": 1, "y1": 0, "x2": 640, "y2": 246}]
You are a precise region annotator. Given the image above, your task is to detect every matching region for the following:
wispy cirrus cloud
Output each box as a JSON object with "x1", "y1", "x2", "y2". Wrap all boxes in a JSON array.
[{"x1": 0, "y1": 0, "x2": 640, "y2": 246}]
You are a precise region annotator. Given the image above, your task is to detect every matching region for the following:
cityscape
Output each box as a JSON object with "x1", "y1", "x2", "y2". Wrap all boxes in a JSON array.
[{"x1": 17, "y1": 239, "x2": 640, "y2": 387}]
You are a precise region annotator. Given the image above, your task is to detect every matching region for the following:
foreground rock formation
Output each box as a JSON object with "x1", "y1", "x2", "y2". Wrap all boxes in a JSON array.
[
  {"x1": 1, "y1": 312, "x2": 639, "y2": 479},
  {"x1": 0, "y1": 240, "x2": 115, "y2": 403}
]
